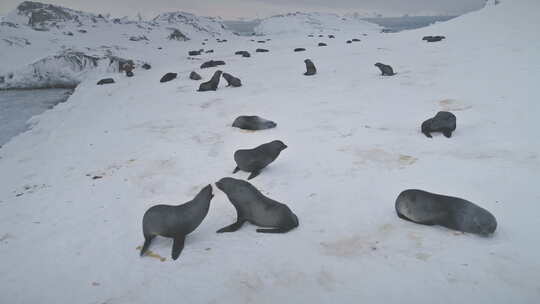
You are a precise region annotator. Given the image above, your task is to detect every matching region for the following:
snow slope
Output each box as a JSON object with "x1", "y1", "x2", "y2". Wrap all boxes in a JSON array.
[{"x1": 1, "y1": 0, "x2": 539, "y2": 303}]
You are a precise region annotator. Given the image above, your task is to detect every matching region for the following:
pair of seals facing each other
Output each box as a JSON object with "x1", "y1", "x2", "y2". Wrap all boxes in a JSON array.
[
  {"x1": 395, "y1": 189, "x2": 497, "y2": 236},
  {"x1": 141, "y1": 185, "x2": 214, "y2": 260},
  {"x1": 304, "y1": 59, "x2": 317, "y2": 76},
  {"x1": 421, "y1": 111, "x2": 456, "y2": 138},
  {"x1": 374, "y1": 63, "x2": 395, "y2": 76},
  {"x1": 198, "y1": 71, "x2": 242, "y2": 91},
  {"x1": 232, "y1": 115, "x2": 277, "y2": 131},
  {"x1": 216, "y1": 177, "x2": 299, "y2": 233},
  {"x1": 233, "y1": 140, "x2": 287, "y2": 180}
]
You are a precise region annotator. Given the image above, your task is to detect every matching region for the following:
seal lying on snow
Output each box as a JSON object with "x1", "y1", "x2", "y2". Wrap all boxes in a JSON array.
[
  {"x1": 160, "y1": 72, "x2": 177, "y2": 83},
  {"x1": 421, "y1": 111, "x2": 456, "y2": 138},
  {"x1": 200, "y1": 60, "x2": 225, "y2": 69},
  {"x1": 215, "y1": 178, "x2": 299, "y2": 233},
  {"x1": 198, "y1": 70, "x2": 222, "y2": 92},
  {"x1": 140, "y1": 185, "x2": 214, "y2": 260},
  {"x1": 232, "y1": 116, "x2": 277, "y2": 131},
  {"x1": 374, "y1": 63, "x2": 395, "y2": 76},
  {"x1": 233, "y1": 140, "x2": 287, "y2": 180},
  {"x1": 395, "y1": 189, "x2": 497, "y2": 236}
]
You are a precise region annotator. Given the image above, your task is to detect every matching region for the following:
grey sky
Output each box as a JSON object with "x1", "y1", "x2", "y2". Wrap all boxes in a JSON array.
[{"x1": 0, "y1": 0, "x2": 486, "y2": 19}]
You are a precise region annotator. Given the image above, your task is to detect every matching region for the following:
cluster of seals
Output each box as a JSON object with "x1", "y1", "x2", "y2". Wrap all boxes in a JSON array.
[
  {"x1": 160, "y1": 72, "x2": 177, "y2": 83},
  {"x1": 216, "y1": 178, "x2": 299, "y2": 233},
  {"x1": 232, "y1": 116, "x2": 277, "y2": 131},
  {"x1": 374, "y1": 63, "x2": 395, "y2": 76},
  {"x1": 318, "y1": 42, "x2": 327, "y2": 47},
  {"x1": 140, "y1": 185, "x2": 214, "y2": 260},
  {"x1": 294, "y1": 48, "x2": 306, "y2": 52},
  {"x1": 198, "y1": 71, "x2": 222, "y2": 92},
  {"x1": 201, "y1": 60, "x2": 226, "y2": 69},
  {"x1": 423, "y1": 36, "x2": 446, "y2": 42},
  {"x1": 421, "y1": 111, "x2": 457, "y2": 138},
  {"x1": 395, "y1": 189, "x2": 497, "y2": 236},
  {"x1": 189, "y1": 71, "x2": 202, "y2": 81},
  {"x1": 235, "y1": 51, "x2": 251, "y2": 58},
  {"x1": 233, "y1": 140, "x2": 287, "y2": 180},
  {"x1": 222, "y1": 73, "x2": 242, "y2": 87},
  {"x1": 97, "y1": 78, "x2": 114, "y2": 85},
  {"x1": 304, "y1": 59, "x2": 317, "y2": 76},
  {"x1": 256, "y1": 48, "x2": 269, "y2": 53}
]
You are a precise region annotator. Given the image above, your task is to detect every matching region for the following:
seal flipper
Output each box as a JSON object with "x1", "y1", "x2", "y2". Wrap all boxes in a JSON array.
[
  {"x1": 443, "y1": 130, "x2": 452, "y2": 138},
  {"x1": 171, "y1": 236, "x2": 185, "y2": 260},
  {"x1": 233, "y1": 166, "x2": 240, "y2": 174},
  {"x1": 217, "y1": 218, "x2": 246, "y2": 233},
  {"x1": 247, "y1": 169, "x2": 261, "y2": 180},
  {"x1": 140, "y1": 235, "x2": 155, "y2": 256}
]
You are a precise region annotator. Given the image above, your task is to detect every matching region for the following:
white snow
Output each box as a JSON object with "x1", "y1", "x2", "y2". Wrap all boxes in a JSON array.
[{"x1": 1, "y1": 0, "x2": 540, "y2": 303}]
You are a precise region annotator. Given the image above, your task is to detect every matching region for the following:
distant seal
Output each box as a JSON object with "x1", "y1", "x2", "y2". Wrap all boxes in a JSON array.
[
  {"x1": 188, "y1": 50, "x2": 201, "y2": 56},
  {"x1": 222, "y1": 72, "x2": 242, "y2": 87},
  {"x1": 374, "y1": 62, "x2": 395, "y2": 76},
  {"x1": 328, "y1": 35, "x2": 335, "y2": 38},
  {"x1": 421, "y1": 111, "x2": 456, "y2": 138},
  {"x1": 141, "y1": 63, "x2": 151, "y2": 70},
  {"x1": 423, "y1": 36, "x2": 446, "y2": 42},
  {"x1": 318, "y1": 42, "x2": 327, "y2": 47},
  {"x1": 232, "y1": 115, "x2": 277, "y2": 131},
  {"x1": 395, "y1": 189, "x2": 497, "y2": 236},
  {"x1": 257, "y1": 40, "x2": 266, "y2": 43},
  {"x1": 235, "y1": 51, "x2": 250, "y2": 57},
  {"x1": 200, "y1": 60, "x2": 226, "y2": 69},
  {"x1": 97, "y1": 78, "x2": 114, "y2": 85},
  {"x1": 233, "y1": 140, "x2": 287, "y2": 179},
  {"x1": 346, "y1": 40, "x2": 352, "y2": 44},
  {"x1": 352, "y1": 38, "x2": 361, "y2": 42},
  {"x1": 294, "y1": 48, "x2": 306, "y2": 52},
  {"x1": 160, "y1": 72, "x2": 177, "y2": 83},
  {"x1": 140, "y1": 185, "x2": 214, "y2": 260},
  {"x1": 256, "y1": 48, "x2": 269, "y2": 53},
  {"x1": 308, "y1": 34, "x2": 314, "y2": 37},
  {"x1": 205, "y1": 49, "x2": 214, "y2": 53},
  {"x1": 215, "y1": 178, "x2": 299, "y2": 233},
  {"x1": 198, "y1": 70, "x2": 222, "y2": 91},
  {"x1": 304, "y1": 59, "x2": 317, "y2": 76},
  {"x1": 189, "y1": 71, "x2": 202, "y2": 80}
]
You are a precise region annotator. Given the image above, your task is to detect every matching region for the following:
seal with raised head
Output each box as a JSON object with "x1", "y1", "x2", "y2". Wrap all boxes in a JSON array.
[
  {"x1": 222, "y1": 72, "x2": 242, "y2": 87},
  {"x1": 233, "y1": 140, "x2": 287, "y2": 180},
  {"x1": 304, "y1": 59, "x2": 317, "y2": 76},
  {"x1": 198, "y1": 70, "x2": 222, "y2": 92},
  {"x1": 232, "y1": 115, "x2": 277, "y2": 131},
  {"x1": 374, "y1": 62, "x2": 395, "y2": 76},
  {"x1": 189, "y1": 71, "x2": 202, "y2": 80},
  {"x1": 215, "y1": 177, "x2": 299, "y2": 233},
  {"x1": 421, "y1": 111, "x2": 456, "y2": 138},
  {"x1": 395, "y1": 189, "x2": 497, "y2": 236},
  {"x1": 140, "y1": 184, "x2": 214, "y2": 260}
]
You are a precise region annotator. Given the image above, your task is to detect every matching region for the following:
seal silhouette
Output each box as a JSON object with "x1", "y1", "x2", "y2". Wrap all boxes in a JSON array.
[
  {"x1": 421, "y1": 111, "x2": 456, "y2": 138},
  {"x1": 189, "y1": 71, "x2": 202, "y2": 80},
  {"x1": 395, "y1": 189, "x2": 497, "y2": 236},
  {"x1": 222, "y1": 72, "x2": 242, "y2": 87},
  {"x1": 233, "y1": 140, "x2": 287, "y2": 179},
  {"x1": 374, "y1": 63, "x2": 395, "y2": 76},
  {"x1": 304, "y1": 59, "x2": 317, "y2": 76},
  {"x1": 160, "y1": 72, "x2": 177, "y2": 83},
  {"x1": 198, "y1": 70, "x2": 222, "y2": 92},
  {"x1": 215, "y1": 177, "x2": 299, "y2": 233},
  {"x1": 232, "y1": 115, "x2": 277, "y2": 131},
  {"x1": 140, "y1": 185, "x2": 214, "y2": 260}
]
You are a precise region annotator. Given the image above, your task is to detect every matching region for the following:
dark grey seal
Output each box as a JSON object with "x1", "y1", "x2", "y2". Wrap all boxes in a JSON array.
[
  {"x1": 256, "y1": 48, "x2": 269, "y2": 53},
  {"x1": 304, "y1": 59, "x2": 317, "y2": 76},
  {"x1": 352, "y1": 38, "x2": 361, "y2": 42},
  {"x1": 160, "y1": 72, "x2": 177, "y2": 83},
  {"x1": 189, "y1": 71, "x2": 202, "y2": 80},
  {"x1": 198, "y1": 70, "x2": 222, "y2": 92},
  {"x1": 423, "y1": 36, "x2": 446, "y2": 42},
  {"x1": 222, "y1": 73, "x2": 242, "y2": 87},
  {"x1": 233, "y1": 140, "x2": 287, "y2": 180},
  {"x1": 200, "y1": 60, "x2": 226, "y2": 69},
  {"x1": 421, "y1": 111, "x2": 456, "y2": 138},
  {"x1": 188, "y1": 50, "x2": 201, "y2": 56},
  {"x1": 294, "y1": 48, "x2": 306, "y2": 52},
  {"x1": 374, "y1": 63, "x2": 395, "y2": 76},
  {"x1": 395, "y1": 189, "x2": 497, "y2": 236},
  {"x1": 97, "y1": 78, "x2": 114, "y2": 85},
  {"x1": 140, "y1": 185, "x2": 214, "y2": 260},
  {"x1": 318, "y1": 42, "x2": 327, "y2": 47},
  {"x1": 232, "y1": 115, "x2": 277, "y2": 131},
  {"x1": 215, "y1": 178, "x2": 299, "y2": 233},
  {"x1": 346, "y1": 40, "x2": 352, "y2": 44},
  {"x1": 234, "y1": 51, "x2": 250, "y2": 57}
]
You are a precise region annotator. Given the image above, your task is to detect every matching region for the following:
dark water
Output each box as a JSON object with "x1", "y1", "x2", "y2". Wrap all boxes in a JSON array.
[
  {"x1": 361, "y1": 15, "x2": 458, "y2": 32},
  {"x1": 0, "y1": 89, "x2": 72, "y2": 147}
]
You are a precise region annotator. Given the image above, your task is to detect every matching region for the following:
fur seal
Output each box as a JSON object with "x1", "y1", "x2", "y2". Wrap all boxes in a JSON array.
[
  {"x1": 205, "y1": 49, "x2": 214, "y2": 53},
  {"x1": 328, "y1": 35, "x2": 335, "y2": 38},
  {"x1": 141, "y1": 63, "x2": 151, "y2": 70},
  {"x1": 232, "y1": 115, "x2": 277, "y2": 131},
  {"x1": 140, "y1": 185, "x2": 214, "y2": 260},
  {"x1": 318, "y1": 42, "x2": 327, "y2": 47},
  {"x1": 233, "y1": 140, "x2": 287, "y2": 180},
  {"x1": 215, "y1": 178, "x2": 299, "y2": 233},
  {"x1": 198, "y1": 70, "x2": 222, "y2": 92},
  {"x1": 374, "y1": 63, "x2": 395, "y2": 76},
  {"x1": 222, "y1": 73, "x2": 242, "y2": 87},
  {"x1": 235, "y1": 51, "x2": 250, "y2": 57},
  {"x1": 304, "y1": 59, "x2": 317, "y2": 76},
  {"x1": 423, "y1": 36, "x2": 446, "y2": 42},
  {"x1": 308, "y1": 34, "x2": 314, "y2": 37},
  {"x1": 346, "y1": 40, "x2": 352, "y2": 44},
  {"x1": 294, "y1": 48, "x2": 306, "y2": 52},
  {"x1": 421, "y1": 111, "x2": 456, "y2": 138},
  {"x1": 395, "y1": 189, "x2": 497, "y2": 236},
  {"x1": 352, "y1": 38, "x2": 361, "y2": 42},
  {"x1": 188, "y1": 50, "x2": 201, "y2": 56},
  {"x1": 200, "y1": 60, "x2": 226, "y2": 69},
  {"x1": 256, "y1": 48, "x2": 269, "y2": 53},
  {"x1": 189, "y1": 71, "x2": 202, "y2": 80},
  {"x1": 160, "y1": 72, "x2": 177, "y2": 83},
  {"x1": 97, "y1": 78, "x2": 114, "y2": 85}
]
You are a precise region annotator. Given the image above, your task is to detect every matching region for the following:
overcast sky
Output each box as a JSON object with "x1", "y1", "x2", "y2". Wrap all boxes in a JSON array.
[{"x1": 0, "y1": 0, "x2": 486, "y2": 19}]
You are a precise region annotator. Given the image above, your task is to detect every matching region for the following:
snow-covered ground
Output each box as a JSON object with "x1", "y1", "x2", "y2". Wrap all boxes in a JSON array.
[{"x1": 1, "y1": 0, "x2": 539, "y2": 303}]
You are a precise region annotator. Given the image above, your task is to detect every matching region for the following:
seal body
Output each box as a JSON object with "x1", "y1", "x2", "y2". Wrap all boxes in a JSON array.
[
  {"x1": 374, "y1": 63, "x2": 395, "y2": 76},
  {"x1": 232, "y1": 115, "x2": 277, "y2": 131},
  {"x1": 188, "y1": 50, "x2": 201, "y2": 56},
  {"x1": 256, "y1": 48, "x2": 269, "y2": 53},
  {"x1": 198, "y1": 70, "x2": 222, "y2": 91},
  {"x1": 189, "y1": 71, "x2": 202, "y2": 80},
  {"x1": 318, "y1": 42, "x2": 327, "y2": 47},
  {"x1": 233, "y1": 140, "x2": 287, "y2": 180},
  {"x1": 421, "y1": 111, "x2": 456, "y2": 138},
  {"x1": 200, "y1": 60, "x2": 225, "y2": 69},
  {"x1": 140, "y1": 185, "x2": 214, "y2": 260},
  {"x1": 222, "y1": 73, "x2": 242, "y2": 87},
  {"x1": 97, "y1": 78, "x2": 114, "y2": 85},
  {"x1": 395, "y1": 189, "x2": 497, "y2": 236},
  {"x1": 160, "y1": 72, "x2": 177, "y2": 83},
  {"x1": 235, "y1": 51, "x2": 251, "y2": 57},
  {"x1": 215, "y1": 178, "x2": 299, "y2": 233},
  {"x1": 294, "y1": 48, "x2": 306, "y2": 52},
  {"x1": 304, "y1": 59, "x2": 317, "y2": 76},
  {"x1": 352, "y1": 38, "x2": 361, "y2": 42},
  {"x1": 423, "y1": 36, "x2": 446, "y2": 42}
]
